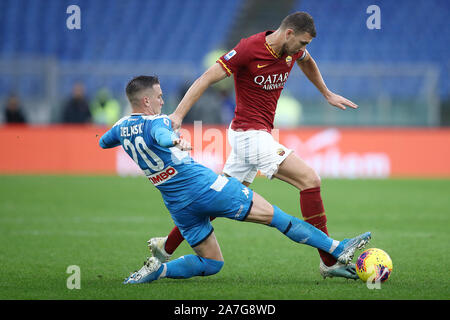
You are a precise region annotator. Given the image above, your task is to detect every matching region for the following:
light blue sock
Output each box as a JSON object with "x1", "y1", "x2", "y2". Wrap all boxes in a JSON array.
[
  {"x1": 269, "y1": 205, "x2": 340, "y2": 256},
  {"x1": 159, "y1": 254, "x2": 224, "y2": 279}
]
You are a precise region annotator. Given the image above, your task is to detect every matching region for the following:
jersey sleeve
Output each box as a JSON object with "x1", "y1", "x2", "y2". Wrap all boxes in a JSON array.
[
  {"x1": 99, "y1": 126, "x2": 120, "y2": 149},
  {"x1": 149, "y1": 116, "x2": 178, "y2": 148},
  {"x1": 216, "y1": 39, "x2": 251, "y2": 76}
]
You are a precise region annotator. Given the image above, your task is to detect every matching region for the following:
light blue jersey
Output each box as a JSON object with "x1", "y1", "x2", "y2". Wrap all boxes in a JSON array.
[{"x1": 99, "y1": 113, "x2": 219, "y2": 212}]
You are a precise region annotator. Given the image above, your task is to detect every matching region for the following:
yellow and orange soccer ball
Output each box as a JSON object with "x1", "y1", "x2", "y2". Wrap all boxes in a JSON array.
[{"x1": 356, "y1": 248, "x2": 393, "y2": 283}]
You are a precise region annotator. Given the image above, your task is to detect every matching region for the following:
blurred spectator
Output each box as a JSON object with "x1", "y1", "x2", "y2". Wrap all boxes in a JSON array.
[
  {"x1": 218, "y1": 87, "x2": 235, "y2": 124},
  {"x1": 62, "y1": 83, "x2": 91, "y2": 123},
  {"x1": 90, "y1": 88, "x2": 121, "y2": 126},
  {"x1": 180, "y1": 82, "x2": 223, "y2": 124},
  {"x1": 4, "y1": 94, "x2": 27, "y2": 124}
]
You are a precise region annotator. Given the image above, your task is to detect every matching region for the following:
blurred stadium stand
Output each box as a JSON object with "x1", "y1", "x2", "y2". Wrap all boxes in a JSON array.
[
  {"x1": 0, "y1": 0, "x2": 448, "y2": 125},
  {"x1": 0, "y1": 0, "x2": 243, "y2": 123},
  {"x1": 287, "y1": 0, "x2": 449, "y2": 126}
]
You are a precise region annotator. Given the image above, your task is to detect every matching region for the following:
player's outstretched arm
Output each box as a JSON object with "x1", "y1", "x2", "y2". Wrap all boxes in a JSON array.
[
  {"x1": 99, "y1": 127, "x2": 120, "y2": 149},
  {"x1": 297, "y1": 52, "x2": 358, "y2": 110},
  {"x1": 170, "y1": 63, "x2": 228, "y2": 130}
]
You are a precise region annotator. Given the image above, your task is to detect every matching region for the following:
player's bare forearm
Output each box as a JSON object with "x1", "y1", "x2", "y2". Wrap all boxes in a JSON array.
[
  {"x1": 297, "y1": 56, "x2": 358, "y2": 110},
  {"x1": 170, "y1": 63, "x2": 228, "y2": 129},
  {"x1": 297, "y1": 55, "x2": 330, "y2": 98},
  {"x1": 171, "y1": 77, "x2": 209, "y2": 123}
]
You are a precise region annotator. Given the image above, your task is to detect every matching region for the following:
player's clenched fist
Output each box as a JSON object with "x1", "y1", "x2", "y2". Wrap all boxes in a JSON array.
[{"x1": 173, "y1": 137, "x2": 192, "y2": 151}]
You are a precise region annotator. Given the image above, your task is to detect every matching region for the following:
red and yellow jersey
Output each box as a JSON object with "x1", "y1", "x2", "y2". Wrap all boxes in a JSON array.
[{"x1": 217, "y1": 30, "x2": 306, "y2": 132}]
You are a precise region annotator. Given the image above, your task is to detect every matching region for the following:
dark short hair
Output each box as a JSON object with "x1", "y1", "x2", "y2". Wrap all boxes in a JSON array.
[
  {"x1": 280, "y1": 11, "x2": 316, "y2": 37},
  {"x1": 126, "y1": 75, "x2": 160, "y2": 105}
]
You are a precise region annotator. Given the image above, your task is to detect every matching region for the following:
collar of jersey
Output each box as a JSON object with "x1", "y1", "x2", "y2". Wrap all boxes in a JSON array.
[
  {"x1": 131, "y1": 113, "x2": 164, "y2": 117},
  {"x1": 264, "y1": 30, "x2": 280, "y2": 59}
]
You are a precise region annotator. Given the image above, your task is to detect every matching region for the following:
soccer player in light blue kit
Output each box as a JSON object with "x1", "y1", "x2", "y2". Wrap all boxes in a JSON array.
[{"x1": 99, "y1": 76, "x2": 371, "y2": 284}]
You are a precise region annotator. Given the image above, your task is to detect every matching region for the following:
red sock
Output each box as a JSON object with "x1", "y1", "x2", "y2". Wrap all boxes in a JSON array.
[
  {"x1": 164, "y1": 217, "x2": 216, "y2": 254},
  {"x1": 300, "y1": 187, "x2": 337, "y2": 267}
]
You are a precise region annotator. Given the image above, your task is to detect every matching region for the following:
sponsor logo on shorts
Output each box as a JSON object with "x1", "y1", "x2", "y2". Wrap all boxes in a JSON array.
[
  {"x1": 148, "y1": 166, "x2": 178, "y2": 186},
  {"x1": 242, "y1": 187, "x2": 250, "y2": 198},
  {"x1": 277, "y1": 148, "x2": 285, "y2": 156},
  {"x1": 235, "y1": 204, "x2": 244, "y2": 219}
]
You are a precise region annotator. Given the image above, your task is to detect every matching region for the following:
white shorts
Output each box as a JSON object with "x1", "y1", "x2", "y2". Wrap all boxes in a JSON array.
[{"x1": 223, "y1": 127, "x2": 292, "y2": 183}]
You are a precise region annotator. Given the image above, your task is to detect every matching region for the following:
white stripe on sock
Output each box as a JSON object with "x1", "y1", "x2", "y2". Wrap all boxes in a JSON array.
[{"x1": 328, "y1": 240, "x2": 340, "y2": 254}]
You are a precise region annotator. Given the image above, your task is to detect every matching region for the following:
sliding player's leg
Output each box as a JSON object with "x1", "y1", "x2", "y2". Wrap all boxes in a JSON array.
[
  {"x1": 196, "y1": 175, "x2": 370, "y2": 265},
  {"x1": 246, "y1": 191, "x2": 371, "y2": 265},
  {"x1": 125, "y1": 220, "x2": 224, "y2": 284},
  {"x1": 125, "y1": 174, "x2": 252, "y2": 284},
  {"x1": 157, "y1": 231, "x2": 224, "y2": 280},
  {"x1": 148, "y1": 216, "x2": 217, "y2": 263}
]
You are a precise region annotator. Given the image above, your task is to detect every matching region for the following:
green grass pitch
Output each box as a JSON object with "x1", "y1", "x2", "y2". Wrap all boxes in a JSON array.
[{"x1": 0, "y1": 175, "x2": 449, "y2": 300}]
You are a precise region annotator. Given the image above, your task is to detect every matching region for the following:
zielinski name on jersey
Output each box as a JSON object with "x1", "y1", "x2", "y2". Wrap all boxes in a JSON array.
[
  {"x1": 120, "y1": 123, "x2": 144, "y2": 137},
  {"x1": 253, "y1": 72, "x2": 289, "y2": 90}
]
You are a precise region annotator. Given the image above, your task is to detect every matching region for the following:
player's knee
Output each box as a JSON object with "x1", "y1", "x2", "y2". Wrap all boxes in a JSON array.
[
  {"x1": 244, "y1": 192, "x2": 274, "y2": 225},
  {"x1": 310, "y1": 174, "x2": 321, "y2": 188},
  {"x1": 202, "y1": 257, "x2": 224, "y2": 276},
  {"x1": 302, "y1": 170, "x2": 321, "y2": 189}
]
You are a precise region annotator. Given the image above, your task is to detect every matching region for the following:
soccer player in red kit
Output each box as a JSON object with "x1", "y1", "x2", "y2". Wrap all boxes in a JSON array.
[{"x1": 149, "y1": 12, "x2": 360, "y2": 279}]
